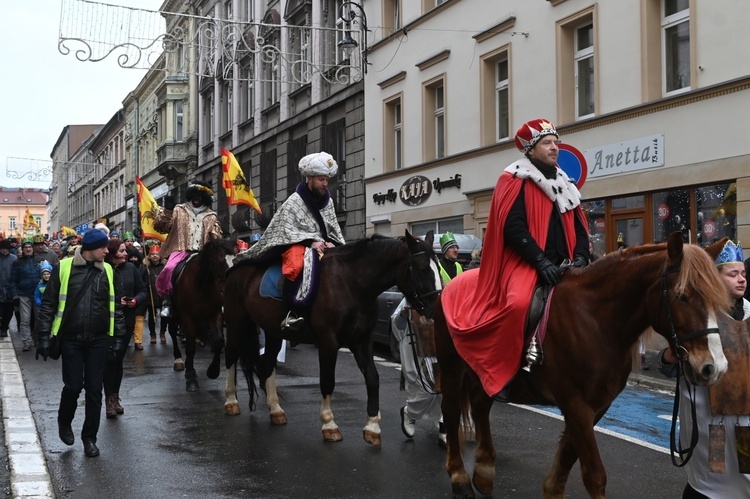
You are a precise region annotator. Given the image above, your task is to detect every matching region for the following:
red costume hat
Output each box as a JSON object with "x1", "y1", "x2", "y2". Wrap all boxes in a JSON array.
[
  {"x1": 149, "y1": 245, "x2": 161, "y2": 255},
  {"x1": 514, "y1": 118, "x2": 559, "y2": 154}
]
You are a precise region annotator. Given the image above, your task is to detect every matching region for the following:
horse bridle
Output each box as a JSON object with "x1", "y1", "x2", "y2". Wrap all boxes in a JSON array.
[
  {"x1": 659, "y1": 264, "x2": 719, "y2": 468},
  {"x1": 405, "y1": 250, "x2": 440, "y2": 316}
]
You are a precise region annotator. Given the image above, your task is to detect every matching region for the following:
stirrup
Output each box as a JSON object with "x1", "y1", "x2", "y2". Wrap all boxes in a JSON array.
[{"x1": 280, "y1": 311, "x2": 304, "y2": 331}]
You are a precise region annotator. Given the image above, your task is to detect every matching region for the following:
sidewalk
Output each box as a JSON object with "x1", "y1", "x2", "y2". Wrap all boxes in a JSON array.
[{"x1": 0, "y1": 335, "x2": 54, "y2": 498}]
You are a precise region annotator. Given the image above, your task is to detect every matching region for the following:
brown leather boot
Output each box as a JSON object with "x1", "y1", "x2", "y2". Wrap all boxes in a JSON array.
[
  {"x1": 113, "y1": 394, "x2": 124, "y2": 415},
  {"x1": 105, "y1": 394, "x2": 117, "y2": 418}
]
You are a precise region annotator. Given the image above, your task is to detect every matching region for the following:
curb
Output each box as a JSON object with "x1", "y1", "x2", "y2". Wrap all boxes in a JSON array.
[
  {"x1": 0, "y1": 338, "x2": 54, "y2": 498},
  {"x1": 627, "y1": 372, "x2": 675, "y2": 393}
]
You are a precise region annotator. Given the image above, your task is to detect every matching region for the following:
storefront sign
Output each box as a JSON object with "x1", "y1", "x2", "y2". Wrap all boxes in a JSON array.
[
  {"x1": 432, "y1": 174, "x2": 462, "y2": 194},
  {"x1": 704, "y1": 219, "x2": 716, "y2": 237},
  {"x1": 399, "y1": 175, "x2": 433, "y2": 206},
  {"x1": 595, "y1": 218, "x2": 605, "y2": 232},
  {"x1": 373, "y1": 189, "x2": 397, "y2": 205},
  {"x1": 586, "y1": 134, "x2": 664, "y2": 178}
]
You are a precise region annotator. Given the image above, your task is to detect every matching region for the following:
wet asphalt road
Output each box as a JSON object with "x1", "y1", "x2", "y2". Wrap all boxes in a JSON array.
[{"x1": 7, "y1": 334, "x2": 689, "y2": 499}]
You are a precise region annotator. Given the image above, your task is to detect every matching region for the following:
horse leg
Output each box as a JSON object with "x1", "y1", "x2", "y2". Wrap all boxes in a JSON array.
[
  {"x1": 224, "y1": 361, "x2": 241, "y2": 416},
  {"x1": 318, "y1": 344, "x2": 343, "y2": 442},
  {"x1": 183, "y1": 322, "x2": 199, "y2": 392},
  {"x1": 320, "y1": 395, "x2": 342, "y2": 442},
  {"x1": 169, "y1": 318, "x2": 184, "y2": 371},
  {"x1": 469, "y1": 386, "x2": 496, "y2": 495},
  {"x1": 350, "y1": 341, "x2": 381, "y2": 446},
  {"x1": 265, "y1": 369, "x2": 287, "y2": 425},
  {"x1": 206, "y1": 313, "x2": 224, "y2": 380},
  {"x1": 544, "y1": 404, "x2": 606, "y2": 499}
]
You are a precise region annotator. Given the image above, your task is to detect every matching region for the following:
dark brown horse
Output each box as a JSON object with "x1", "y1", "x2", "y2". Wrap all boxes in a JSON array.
[
  {"x1": 434, "y1": 232, "x2": 731, "y2": 498},
  {"x1": 170, "y1": 236, "x2": 232, "y2": 392},
  {"x1": 222, "y1": 231, "x2": 441, "y2": 445}
]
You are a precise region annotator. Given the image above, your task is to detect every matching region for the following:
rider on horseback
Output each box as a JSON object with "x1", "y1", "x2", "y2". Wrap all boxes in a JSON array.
[
  {"x1": 153, "y1": 180, "x2": 223, "y2": 317},
  {"x1": 233, "y1": 151, "x2": 345, "y2": 332}
]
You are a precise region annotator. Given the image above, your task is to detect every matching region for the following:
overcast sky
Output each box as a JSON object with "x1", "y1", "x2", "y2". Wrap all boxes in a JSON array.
[{"x1": 0, "y1": 0, "x2": 163, "y2": 189}]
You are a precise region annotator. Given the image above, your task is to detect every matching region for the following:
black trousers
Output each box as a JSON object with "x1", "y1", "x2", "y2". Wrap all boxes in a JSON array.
[
  {"x1": 683, "y1": 483, "x2": 709, "y2": 499},
  {"x1": 0, "y1": 301, "x2": 14, "y2": 331},
  {"x1": 146, "y1": 306, "x2": 165, "y2": 337},
  {"x1": 58, "y1": 337, "x2": 109, "y2": 442}
]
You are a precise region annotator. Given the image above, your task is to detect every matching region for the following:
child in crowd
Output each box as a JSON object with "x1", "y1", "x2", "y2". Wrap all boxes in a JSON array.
[{"x1": 33, "y1": 261, "x2": 53, "y2": 321}]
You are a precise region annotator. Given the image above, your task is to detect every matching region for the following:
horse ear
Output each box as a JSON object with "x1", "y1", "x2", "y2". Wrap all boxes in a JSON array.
[
  {"x1": 706, "y1": 237, "x2": 729, "y2": 262},
  {"x1": 229, "y1": 230, "x2": 239, "y2": 246},
  {"x1": 425, "y1": 230, "x2": 435, "y2": 247},
  {"x1": 404, "y1": 230, "x2": 419, "y2": 252},
  {"x1": 666, "y1": 231, "x2": 685, "y2": 267}
]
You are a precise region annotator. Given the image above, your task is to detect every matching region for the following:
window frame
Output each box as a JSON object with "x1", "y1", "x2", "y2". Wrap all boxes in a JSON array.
[
  {"x1": 574, "y1": 22, "x2": 594, "y2": 119},
  {"x1": 383, "y1": 93, "x2": 403, "y2": 172},
  {"x1": 556, "y1": 6, "x2": 597, "y2": 124},
  {"x1": 661, "y1": 0, "x2": 691, "y2": 95},
  {"x1": 174, "y1": 100, "x2": 184, "y2": 142},
  {"x1": 422, "y1": 75, "x2": 446, "y2": 161}
]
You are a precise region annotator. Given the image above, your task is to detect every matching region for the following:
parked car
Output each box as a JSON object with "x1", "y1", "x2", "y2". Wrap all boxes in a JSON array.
[{"x1": 372, "y1": 285, "x2": 403, "y2": 361}]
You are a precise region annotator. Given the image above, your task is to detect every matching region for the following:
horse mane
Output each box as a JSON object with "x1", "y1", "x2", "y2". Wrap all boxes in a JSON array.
[
  {"x1": 325, "y1": 234, "x2": 403, "y2": 261},
  {"x1": 579, "y1": 242, "x2": 731, "y2": 313}
]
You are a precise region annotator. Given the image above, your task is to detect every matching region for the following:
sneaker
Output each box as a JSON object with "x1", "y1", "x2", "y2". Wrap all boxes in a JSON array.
[
  {"x1": 438, "y1": 421, "x2": 447, "y2": 448},
  {"x1": 400, "y1": 406, "x2": 416, "y2": 439},
  {"x1": 280, "y1": 311, "x2": 304, "y2": 331}
]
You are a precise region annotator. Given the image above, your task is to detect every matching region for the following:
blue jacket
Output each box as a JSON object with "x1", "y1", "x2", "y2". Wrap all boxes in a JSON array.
[
  {"x1": 34, "y1": 281, "x2": 48, "y2": 308},
  {"x1": 11, "y1": 256, "x2": 41, "y2": 298}
]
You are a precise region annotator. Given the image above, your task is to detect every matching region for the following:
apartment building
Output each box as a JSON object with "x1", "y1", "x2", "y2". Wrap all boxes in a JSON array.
[
  {"x1": 364, "y1": 0, "x2": 750, "y2": 254},
  {"x1": 90, "y1": 110, "x2": 129, "y2": 234}
]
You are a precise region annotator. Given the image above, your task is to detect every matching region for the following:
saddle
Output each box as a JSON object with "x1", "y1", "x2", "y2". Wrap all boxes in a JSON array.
[{"x1": 171, "y1": 252, "x2": 200, "y2": 289}]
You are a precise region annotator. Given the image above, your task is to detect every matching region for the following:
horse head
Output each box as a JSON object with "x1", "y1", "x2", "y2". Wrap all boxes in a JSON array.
[
  {"x1": 201, "y1": 235, "x2": 233, "y2": 284},
  {"x1": 655, "y1": 232, "x2": 730, "y2": 386},
  {"x1": 398, "y1": 230, "x2": 442, "y2": 318}
]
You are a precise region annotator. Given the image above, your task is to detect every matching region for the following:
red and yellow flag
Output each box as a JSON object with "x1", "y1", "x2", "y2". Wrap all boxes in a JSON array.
[
  {"x1": 222, "y1": 148, "x2": 262, "y2": 214},
  {"x1": 135, "y1": 177, "x2": 168, "y2": 242},
  {"x1": 24, "y1": 207, "x2": 41, "y2": 233}
]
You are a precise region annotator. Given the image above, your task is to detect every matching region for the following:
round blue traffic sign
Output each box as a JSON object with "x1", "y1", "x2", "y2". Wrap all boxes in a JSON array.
[{"x1": 557, "y1": 143, "x2": 587, "y2": 190}]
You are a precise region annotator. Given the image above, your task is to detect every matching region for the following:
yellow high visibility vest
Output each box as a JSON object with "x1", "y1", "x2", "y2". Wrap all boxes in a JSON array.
[
  {"x1": 51, "y1": 258, "x2": 115, "y2": 336},
  {"x1": 438, "y1": 260, "x2": 463, "y2": 286}
]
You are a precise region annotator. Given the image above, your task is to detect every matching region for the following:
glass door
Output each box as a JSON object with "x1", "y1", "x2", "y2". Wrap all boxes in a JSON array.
[{"x1": 613, "y1": 216, "x2": 644, "y2": 250}]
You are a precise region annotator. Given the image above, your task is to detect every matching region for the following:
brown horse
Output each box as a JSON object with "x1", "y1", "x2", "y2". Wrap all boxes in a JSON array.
[
  {"x1": 434, "y1": 232, "x2": 731, "y2": 498},
  {"x1": 170, "y1": 236, "x2": 233, "y2": 392},
  {"x1": 222, "y1": 231, "x2": 441, "y2": 445}
]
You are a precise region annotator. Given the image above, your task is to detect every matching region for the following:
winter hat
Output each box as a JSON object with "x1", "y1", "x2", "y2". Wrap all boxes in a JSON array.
[
  {"x1": 440, "y1": 232, "x2": 459, "y2": 253},
  {"x1": 81, "y1": 229, "x2": 109, "y2": 251},
  {"x1": 514, "y1": 119, "x2": 559, "y2": 154},
  {"x1": 0, "y1": 240, "x2": 11, "y2": 250}
]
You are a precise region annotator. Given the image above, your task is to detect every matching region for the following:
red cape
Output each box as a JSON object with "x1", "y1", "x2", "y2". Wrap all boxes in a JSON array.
[{"x1": 442, "y1": 171, "x2": 581, "y2": 396}]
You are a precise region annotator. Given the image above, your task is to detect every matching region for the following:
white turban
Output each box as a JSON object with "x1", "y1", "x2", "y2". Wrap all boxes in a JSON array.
[
  {"x1": 93, "y1": 223, "x2": 110, "y2": 236},
  {"x1": 298, "y1": 152, "x2": 338, "y2": 178}
]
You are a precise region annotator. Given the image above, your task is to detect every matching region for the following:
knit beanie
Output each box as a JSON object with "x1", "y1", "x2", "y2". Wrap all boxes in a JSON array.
[{"x1": 81, "y1": 229, "x2": 109, "y2": 251}]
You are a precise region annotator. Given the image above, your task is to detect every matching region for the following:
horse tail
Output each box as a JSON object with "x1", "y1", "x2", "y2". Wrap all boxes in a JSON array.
[{"x1": 236, "y1": 323, "x2": 262, "y2": 411}]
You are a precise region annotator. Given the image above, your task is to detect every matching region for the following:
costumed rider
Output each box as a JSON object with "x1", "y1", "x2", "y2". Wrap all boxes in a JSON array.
[
  {"x1": 439, "y1": 118, "x2": 590, "y2": 401},
  {"x1": 153, "y1": 181, "x2": 222, "y2": 317},
  {"x1": 233, "y1": 151, "x2": 345, "y2": 332},
  {"x1": 437, "y1": 232, "x2": 463, "y2": 286}
]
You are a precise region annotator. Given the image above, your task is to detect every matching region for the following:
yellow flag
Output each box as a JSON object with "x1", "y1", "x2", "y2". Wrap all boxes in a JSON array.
[
  {"x1": 24, "y1": 207, "x2": 40, "y2": 233},
  {"x1": 135, "y1": 177, "x2": 168, "y2": 242},
  {"x1": 221, "y1": 148, "x2": 262, "y2": 214}
]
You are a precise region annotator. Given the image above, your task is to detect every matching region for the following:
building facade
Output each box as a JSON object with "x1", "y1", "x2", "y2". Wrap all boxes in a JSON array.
[
  {"x1": 90, "y1": 110, "x2": 129, "y2": 234},
  {"x1": 49, "y1": 124, "x2": 102, "y2": 235},
  {"x1": 363, "y1": 0, "x2": 750, "y2": 254},
  {"x1": 0, "y1": 188, "x2": 48, "y2": 239}
]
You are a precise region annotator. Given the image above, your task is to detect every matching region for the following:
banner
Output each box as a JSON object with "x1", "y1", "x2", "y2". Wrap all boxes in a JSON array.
[
  {"x1": 135, "y1": 177, "x2": 168, "y2": 242},
  {"x1": 221, "y1": 148, "x2": 262, "y2": 214}
]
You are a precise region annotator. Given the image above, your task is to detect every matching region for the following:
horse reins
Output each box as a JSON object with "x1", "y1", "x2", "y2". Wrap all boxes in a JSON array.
[{"x1": 659, "y1": 264, "x2": 719, "y2": 467}]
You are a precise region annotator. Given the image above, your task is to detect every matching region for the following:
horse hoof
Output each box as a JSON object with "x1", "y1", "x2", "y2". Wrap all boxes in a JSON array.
[
  {"x1": 472, "y1": 473, "x2": 494, "y2": 496},
  {"x1": 270, "y1": 412, "x2": 287, "y2": 426},
  {"x1": 451, "y1": 482, "x2": 476, "y2": 499},
  {"x1": 206, "y1": 365, "x2": 220, "y2": 380},
  {"x1": 174, "y1": 360, "x2": 185, "y2": 372},
  {"x1": 322, "y1": 428, "x2": 343, "y2": 442},
  {"x1": 363, "y1": 430, "x2": 382, "y2": 447},
  {"x1": 225, "y1": 403, "x2": 241, "y2": 416},
  {"x1": 186, "y1": 381, "x2": 199, "y2": 392}
]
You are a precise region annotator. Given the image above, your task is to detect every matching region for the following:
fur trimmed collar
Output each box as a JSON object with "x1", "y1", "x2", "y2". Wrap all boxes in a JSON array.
[
  {"x1": 72, "y1": 247, "x2": 104, "y2": 269},
  {"x1": 505, "y1": 158, "x2": 582, "y2": 213}
]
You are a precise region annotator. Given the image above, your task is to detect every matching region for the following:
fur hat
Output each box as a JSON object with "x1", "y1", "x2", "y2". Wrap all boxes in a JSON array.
[
  {"x1": 186, "y1": 181, "x2": 214, "y2": 206},
  {"x1": 81, "y1": 229, "x2": 109, "y2": 251},
  {"x1": 514, "y1": 119, "x2": 559, "y2": 154},
  {"x1": 0, "y1": 240, "x2": 11, "y2": 250},
  {"x1": 298, "y1": 152, "x2": 338, "y2": 178},
  {"x1": 94, "y1": 223, "x2": 110, "y2": 236}
]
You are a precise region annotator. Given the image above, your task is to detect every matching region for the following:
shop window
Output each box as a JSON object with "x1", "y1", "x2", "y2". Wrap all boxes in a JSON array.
[
  {"x1": 581, "y1": 200, "x2": 605, "y2": 259},
  {"x1": 696, "y1": 183, "x2": 735, "y2": 246},
  {"x1": 611, "y1": 195, "x2": 644, "y2": 211},
  {"x1": 411, "y1": 218, "x2": 463, "y2": 239},
  {"x1": 652, "y1": 189, "x2": 689, "y2": 243}
]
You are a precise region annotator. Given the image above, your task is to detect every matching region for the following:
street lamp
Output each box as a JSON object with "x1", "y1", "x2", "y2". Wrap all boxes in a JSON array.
[{"x1": 337, "y1": 1, "x2": 368, "y2": 74}]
